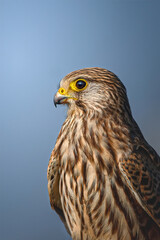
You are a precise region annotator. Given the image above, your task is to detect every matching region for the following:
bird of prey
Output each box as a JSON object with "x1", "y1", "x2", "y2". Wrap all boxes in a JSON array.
[{"x1": 47, "y1": 68, "x2": 160, "y2": 240}]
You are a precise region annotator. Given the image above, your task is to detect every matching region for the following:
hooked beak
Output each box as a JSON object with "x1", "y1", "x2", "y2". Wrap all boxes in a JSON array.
[
  {"x1": 54, "y1": 92, "x2": 69, "y2": 107},
  {"x1": 54, "y1": 87, "x2": 77, "y2": 107}
]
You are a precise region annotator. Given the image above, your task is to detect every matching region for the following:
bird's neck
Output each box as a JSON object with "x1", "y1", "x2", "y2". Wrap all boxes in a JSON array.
[{"x1": 64, "y1": 107, "x2": 142, "y2": 161}]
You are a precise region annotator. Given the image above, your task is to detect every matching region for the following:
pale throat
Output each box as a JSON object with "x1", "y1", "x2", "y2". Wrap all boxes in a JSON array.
[{"x1": 57, "y1": 105, "x2": 132, "y2": 172}]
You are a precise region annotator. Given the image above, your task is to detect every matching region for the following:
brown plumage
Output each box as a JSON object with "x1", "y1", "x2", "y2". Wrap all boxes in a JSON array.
[{"x1": 47, "y1": 67, "x2": 160, "y2": 240}]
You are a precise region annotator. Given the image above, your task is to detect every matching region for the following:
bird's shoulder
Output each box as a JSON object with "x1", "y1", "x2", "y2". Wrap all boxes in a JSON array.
[
  {"x1": 47, "y1": 149, "x2": 61, "y2": 209},
  {"x1": 119, "y1": 142, "x2": 160, "y2": 227},
  {"x1": 47, "y1": 148, "x2": 70, "y2": 233}
]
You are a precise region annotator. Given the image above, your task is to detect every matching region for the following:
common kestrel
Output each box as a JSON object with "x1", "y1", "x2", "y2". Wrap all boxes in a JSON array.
[{"x1": 47, "y1": 68, "x2": 160, "y2": 240}]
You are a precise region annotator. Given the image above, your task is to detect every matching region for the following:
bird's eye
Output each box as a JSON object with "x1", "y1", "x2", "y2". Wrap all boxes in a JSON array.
[
  {"x1": 76, "y1": 80, "x2": 86, "y2": 89},
  {"x1": 70, "y1": 79, "x2": 88, "y2": 92}
]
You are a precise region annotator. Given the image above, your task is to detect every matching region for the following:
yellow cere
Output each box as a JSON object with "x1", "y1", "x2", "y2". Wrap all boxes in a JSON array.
[
  {"x1": 58, "y1": 87, "x2": 78, "y2": 101},
  {"x1": 58, "y1": 87, "x2": 67, "y2": 95},
  {"x1": 70, "y1": 79, "x2": 88, "y2": 92}
]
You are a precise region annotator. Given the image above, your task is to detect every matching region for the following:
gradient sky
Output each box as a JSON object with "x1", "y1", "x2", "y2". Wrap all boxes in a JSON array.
[{"x1": 1, "y1": 1, "x2": 160, "y2": 240}]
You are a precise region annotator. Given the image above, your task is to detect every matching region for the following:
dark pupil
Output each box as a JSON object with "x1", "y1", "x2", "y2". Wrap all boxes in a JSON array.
[{"x1": 76, "y1": 80, "x2": 86, "y2": 89}]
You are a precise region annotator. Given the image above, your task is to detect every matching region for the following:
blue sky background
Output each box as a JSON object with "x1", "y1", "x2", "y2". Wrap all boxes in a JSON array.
[{"x1": 1, "y1": 0, "x2": 160, "y2": 239}]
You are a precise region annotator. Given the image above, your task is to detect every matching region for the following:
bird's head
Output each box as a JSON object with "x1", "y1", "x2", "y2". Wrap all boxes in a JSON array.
[{"x1": 54, "y1": 67, "x2": 131, "y2": 117}]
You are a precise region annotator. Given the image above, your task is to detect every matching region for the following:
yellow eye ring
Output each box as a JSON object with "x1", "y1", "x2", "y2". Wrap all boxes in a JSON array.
[{"x1": 70, "y1": 79, "x2": 88, "y2": 92}]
